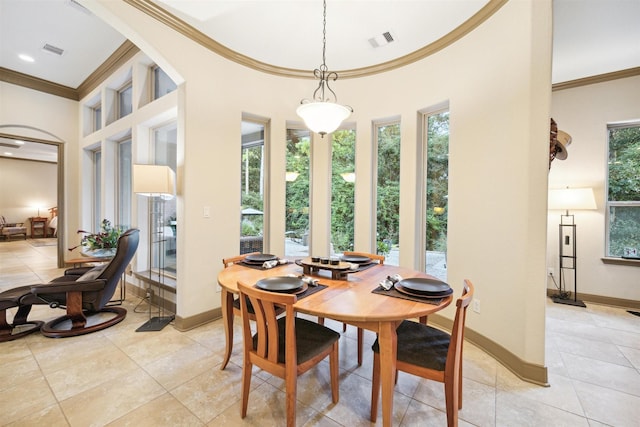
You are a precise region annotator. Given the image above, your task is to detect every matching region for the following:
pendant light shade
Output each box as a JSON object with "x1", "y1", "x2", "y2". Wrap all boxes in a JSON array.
[
  {"x1": 297, "y1": 0, "x2": 352, "y2": 137},
  {"x1": 297, "y1": 101, "x2": 352, "y2": 136}
]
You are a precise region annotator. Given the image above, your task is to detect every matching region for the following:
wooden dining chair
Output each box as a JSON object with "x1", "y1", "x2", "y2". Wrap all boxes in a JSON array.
[
  {"x1": 220, "y1": 252, "x2": 284, "y2": 370},
  {"x1": 321, "y1": 251, "x2": 384, "y2": 366},
  {"x1": 238, "y1": 281, "x2": 340, "y2": 427},
  {"x1": 370, "y1": 280, "x2": 474, "y2": 427}
]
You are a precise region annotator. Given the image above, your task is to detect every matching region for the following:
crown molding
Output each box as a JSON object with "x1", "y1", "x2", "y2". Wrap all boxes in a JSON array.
[
  {"x1": 77, "y1": 40, "x2": 140, "y2": 99},
  {"x1": 124, "y1": 0, "x2": 508, "y2": 79},
  {"x1": 552, "y1": 67, "x2": 640, "y2": 91},
  {"x1": 0, "y1": 67, "x2": 78, "y2": 100}
]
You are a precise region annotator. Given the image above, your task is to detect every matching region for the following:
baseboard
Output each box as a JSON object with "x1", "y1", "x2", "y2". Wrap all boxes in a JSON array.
[
  {"x1": 546, "y1": 289, "x2": 640, "y2": 310},
  {"x1": 174, "y1": 308, "x2": 222, "y2": 331},
  {"x1": 429, "y1": 313, "x2": 549, "y2": 386}
]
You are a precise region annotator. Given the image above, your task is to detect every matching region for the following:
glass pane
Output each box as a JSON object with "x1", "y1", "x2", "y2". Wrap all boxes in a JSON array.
[
  {"x1": 608, "y1": 126, "x2": 640, "y2": 202},
  {"x1": 94, "y1": 105, "x2": 102, "y2": 131},
  {"x1": 118, "y1": 139, "x2": 132, "y2": 229},
  {"x1": 154, "y1": 66, "x2": 177, "y2": 99},
  {"x1": 376, "y1": 123, "x2": 400, "y2": 265},
  {"x1": 94, "y1": 150, "x2": 101, "y2": 231},
  {"x1": 331, "y1": 129, "x2": 355, "y2": 254},
  {"x1": 425, "y1": 111, "x2": 449, "y2": 281},
  {"x1": 241, "y1": 121, "x2": 265, "y2": 254},
  {"x1": 608, "y1": 206, "x2": 640, "y2": 257},
  {"x1": 285, "y1": 128, "x2": 311, "y2": 257},
  {"x1": 118, "y1": 83, "x2": 132, "y2": 118},
  {"x1": 153, "y1": 122, "x2": 177, "y2": 276}
]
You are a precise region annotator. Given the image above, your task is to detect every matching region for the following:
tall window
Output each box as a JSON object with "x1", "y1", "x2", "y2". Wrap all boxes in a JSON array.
[
  {"x1": 607, "y1": 122, "x2": 640, "y2": 257},
  {"x1": 93, "y1": 149, "x2": 102, "y2": 231},
  {"x1": 117, "y1": 139, "x2": 132, "y2": 228},
  {"x1": 152, "y1": 66, "x2": 177, "y2": 99},
  {"x1": 425, "y1": 110, "x2": 449, "y2": 281},
  {"x1": 153, "y1": 122, "x2": 177, "y2": 275},
  {"x1": 93, "y1": 104, "x2": 102, "y2": 131},
  {"x1": 285, "y1": 128, "x2": 311, "y2": 257},
  {"x1": 118, "y1": 81, "x2": 133, "y2": 118},
  {"x1": 376, "y1": 122, "x2": 401, "y2": 265},
  {"x1": 241, "y1": 120, "x2": 266, "y2": 253},
  {"x1": 331, "y1": 129, "x2": 355, "y2": 254}
]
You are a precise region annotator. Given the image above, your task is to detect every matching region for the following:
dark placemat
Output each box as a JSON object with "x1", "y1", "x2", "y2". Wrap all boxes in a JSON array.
[
  {"x1": 372, "y1": 285, "x2": 443, "y2": 305},
  {"x1": 239, "y1": 260, "x2": 289, "y2": 271},
  {"x1": 350, "y1": 262, "x2": 380, "y2": 273},
  {"x1": 297, "y1": 284, "x2": 328, "y2": 300}
]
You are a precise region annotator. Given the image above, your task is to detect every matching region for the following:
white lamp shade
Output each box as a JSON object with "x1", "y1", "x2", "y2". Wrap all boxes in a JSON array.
[
  {"x1": 133, "y1": 164, "x2": 176, "y2": 198},
  {"x1": 548, "y1": 187, "x2": 596, "y2": 211},
  {"x1": 285, "y1": 171, "x2": 299, "y2": 182},
  {"x1": 340, "y1": 172, "x2": 356, "y2": 183},
  {"x1": 296, "y1": 101, "x2": 352, "y2": 135}
]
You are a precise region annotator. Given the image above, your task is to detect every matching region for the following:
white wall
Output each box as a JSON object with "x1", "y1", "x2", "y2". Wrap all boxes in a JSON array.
[
  {"x1": 91, "y1": 0, "x2": 552, "y2": 370},
  {"x1": 549, "y1": 75, "x2": 640, "y2": 302},
  {"x1": 0, "y1": 81, "x2": 79, "y2": 244}
]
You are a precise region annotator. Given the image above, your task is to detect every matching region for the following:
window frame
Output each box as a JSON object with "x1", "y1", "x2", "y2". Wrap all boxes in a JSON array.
[
  {"x1": 605, "y1": 121, "x2": 640, "y2": 258},
  {"x1": 117, "y1": 80, "x2": 133, "y2": 119}
]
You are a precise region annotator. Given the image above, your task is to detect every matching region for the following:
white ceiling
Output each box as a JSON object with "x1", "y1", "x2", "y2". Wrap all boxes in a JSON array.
[{"x1": 1, "y1": 0, "x2": 639, "y2": 160}]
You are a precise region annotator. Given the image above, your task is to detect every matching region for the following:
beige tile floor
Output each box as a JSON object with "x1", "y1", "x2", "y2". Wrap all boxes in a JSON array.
[{"x1": 1, "y1": 239, "x2": 640, "y2": 426}]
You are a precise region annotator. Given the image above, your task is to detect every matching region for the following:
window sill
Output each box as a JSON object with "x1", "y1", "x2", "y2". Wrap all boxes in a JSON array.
[{"x1": 601, "y1": 257, "x2": 640, "y2": 266}]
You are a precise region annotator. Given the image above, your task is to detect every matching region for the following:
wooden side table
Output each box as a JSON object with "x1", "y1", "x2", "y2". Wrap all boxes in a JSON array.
[{"x1": 30, "y1": 217, "x2": 48, "y2": 238}]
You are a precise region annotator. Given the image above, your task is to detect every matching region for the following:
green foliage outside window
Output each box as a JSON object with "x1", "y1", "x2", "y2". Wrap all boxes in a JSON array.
[
  {"x1": 377, "y1": 124, "x2": 401, "y2": 252},
  {"x1": 426, "y1": 112, "x2": 450, "y2": 252},
  {"x1": 286, "y1": 130, "x2": 311, "y2": 237},
  {"x1": 331, "y1": 129, "x2": 355, "y2": 252},
  {"x1": 607, "y1": 125, "x2": 640, "y2": 256}
]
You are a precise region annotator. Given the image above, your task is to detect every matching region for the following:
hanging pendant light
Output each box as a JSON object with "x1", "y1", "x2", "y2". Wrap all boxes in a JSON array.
[{"x1": 297, "y1": 0, "x2": 352, "y2": 137}]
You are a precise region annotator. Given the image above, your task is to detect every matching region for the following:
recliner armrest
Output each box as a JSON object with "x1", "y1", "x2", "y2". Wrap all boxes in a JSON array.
[{"x1": 31, "y1": 279, "x2": 106, "y2": 295}]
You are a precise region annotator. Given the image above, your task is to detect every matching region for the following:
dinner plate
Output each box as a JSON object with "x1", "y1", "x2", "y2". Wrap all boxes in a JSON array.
[
  {"x1": 395, "y1": 283, "x2": 451, "y2": 299},
  {"x1": 245, "y1": 253, "x2": 278, "y2": 263},
  {"x1": 256, "y1": 276, "x2": 304, "y2": 293},
  {"x1": 341, "y1": 255, "x2": 371, "y2": 264},
  {"x1": 396, "y1": 278, "x2": 453, "y2": 296}
]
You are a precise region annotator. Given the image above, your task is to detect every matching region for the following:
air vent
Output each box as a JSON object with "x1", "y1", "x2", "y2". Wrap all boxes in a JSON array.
[
  {"x1": 42, "y1": 44, "x2": 64, "y2": 56},
  {"x1": 368, "y1": 31, "x2": 396, "y2": 48}
]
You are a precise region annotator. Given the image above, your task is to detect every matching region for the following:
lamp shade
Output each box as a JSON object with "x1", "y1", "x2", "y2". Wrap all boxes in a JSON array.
[
  {"x1": 548, "y1": 187, "x2": 596, "y2": 211},
  {"x1": 296, "y1": 101, "x2": 352, "y2": 135},
  {"x1": 133, "y1": 164, "x2": 176, "y2": 198}
]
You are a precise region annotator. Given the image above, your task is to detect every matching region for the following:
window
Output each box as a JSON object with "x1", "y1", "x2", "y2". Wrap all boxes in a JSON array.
[
  {"x1": 375, "y1": 122, "x2": 401, "y2": 265},
  {"x1": 93, "y1": 149, "x2": 102, "y2": 231},
  {"x1": 331, "y1": 129, "x2": 355, "y2": 254},
  {"x1": 241, "y1": 119, "x2": 266, "y2": 253},
  {"x1": 117, "y1": 81, "x2": 133, "y2": 118},
  {"x1": 93, "y1": 104, "x2": 102, "y2": 131},
  {"x1": 153, "y1": 122, "x2": 178, "y2": 275},
  {"x1": 285, "y1": 128, "x2": 311, "y2": 257},
  {"x1": 152, "y1": 66, "x2": 177, "y2": 99},
  {"x1": 424, "y1": 110, "x2": 449, "y2": 281},
  {"x1": 606, "y1": 122, "x2": 640, "y2": 257},
  {"x1": 117, "y1": 139, "x2": 132, "y2": 228}
]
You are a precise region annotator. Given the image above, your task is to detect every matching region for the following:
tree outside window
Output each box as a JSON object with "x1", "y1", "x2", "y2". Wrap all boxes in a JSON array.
[
  {"x1": 607, "y1": 123, "x2": 640, "y2": 257},
  {"x1": 331, "y1": 129, "x2": 355, "y2": 253}
]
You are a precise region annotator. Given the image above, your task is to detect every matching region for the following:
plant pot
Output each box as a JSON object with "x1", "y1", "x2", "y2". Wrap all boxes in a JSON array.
[{"x1": 81, "y1": 247, "x2": 116, "y2": 259}]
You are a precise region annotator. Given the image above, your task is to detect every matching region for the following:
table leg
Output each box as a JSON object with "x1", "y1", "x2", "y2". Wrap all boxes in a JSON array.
[
  {"x1": 379, "y1": 321, "x2": 398, "y2": 427},
  {"x1": 220, "y1": 288, "x2": 235, "y2": 370}
]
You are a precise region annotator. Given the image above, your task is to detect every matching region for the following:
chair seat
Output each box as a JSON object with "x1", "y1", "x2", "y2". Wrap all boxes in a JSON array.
[
  {"x1": 253, "y1": 316, "x2": 340, "y2": 364},
  {"x1": 372, "y1": 320, "x2": 450, "y2": 371}
]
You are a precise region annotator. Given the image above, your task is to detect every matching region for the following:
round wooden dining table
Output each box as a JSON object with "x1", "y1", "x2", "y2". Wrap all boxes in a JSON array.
[{"x1": 217, "y1": 260, "x2": 452, "y2": 427}]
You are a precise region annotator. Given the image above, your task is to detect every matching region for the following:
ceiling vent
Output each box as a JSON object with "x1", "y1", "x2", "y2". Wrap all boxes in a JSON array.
[
  {"x1": 42, "y1": 44, "x2": 65, "y2": 56},
  {"x1": 368, "y1": 31, "x2": 395, "y2": 48}
]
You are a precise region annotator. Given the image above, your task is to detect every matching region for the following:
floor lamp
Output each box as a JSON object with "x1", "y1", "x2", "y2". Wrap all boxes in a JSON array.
[
  {"x1": 133, "y1": 164, "x2": 176, "y2": 331},
  {"x1": 548, "y1": 187, "x2": 597, "y2": 307}
]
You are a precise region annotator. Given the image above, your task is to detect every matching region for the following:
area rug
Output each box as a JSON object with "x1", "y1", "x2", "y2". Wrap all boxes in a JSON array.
[{"x1": 29, "y1": 239, "x2": 58, "y2": 247}]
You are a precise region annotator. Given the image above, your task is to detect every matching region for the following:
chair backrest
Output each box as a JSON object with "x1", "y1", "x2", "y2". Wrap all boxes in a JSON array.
[
  {"x1": 222, "y1": 252, "x2": 260, "y2": 268},
  {"x1": 238, "y1": 281, "x2": 297, "y2": 366},
  {"x1": 445, "y1": 280, "x2": 474, "y2": 376},
  {"x1": 342, "y1": 251, "x2": 385, "y2": 265},
  {"x1": 95, "y1": 228, "x2": 139, "y2": 307}
]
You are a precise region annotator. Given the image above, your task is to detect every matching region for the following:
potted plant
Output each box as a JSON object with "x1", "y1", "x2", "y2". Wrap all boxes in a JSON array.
[{"x1": 69, "y1": 219, "x2": 125, "y2": 258}]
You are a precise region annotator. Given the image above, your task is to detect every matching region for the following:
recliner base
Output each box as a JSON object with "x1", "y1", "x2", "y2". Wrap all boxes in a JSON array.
[{"x1": 41, "y1": 307, "x2": 126, "y2": 338}]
